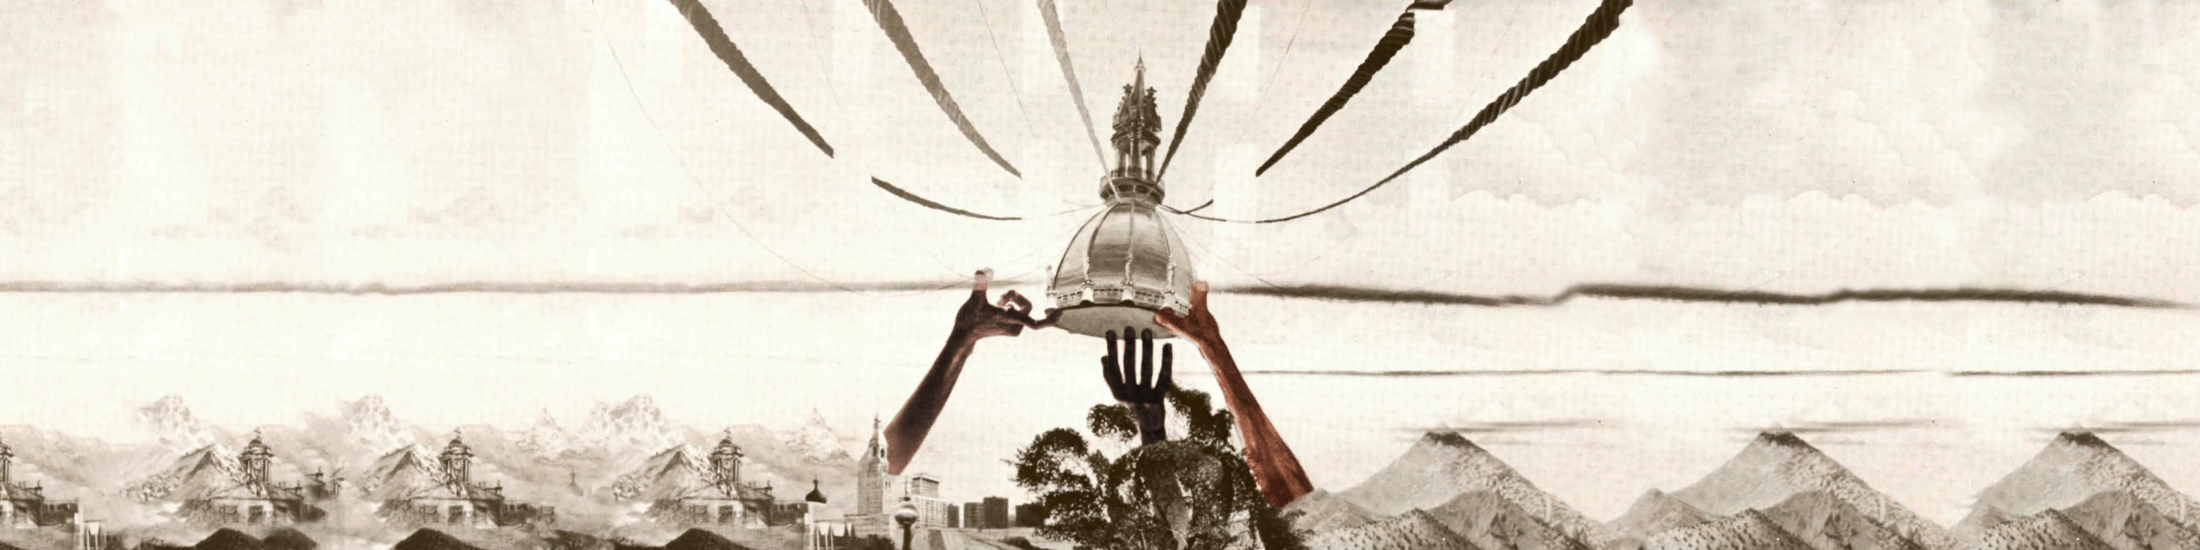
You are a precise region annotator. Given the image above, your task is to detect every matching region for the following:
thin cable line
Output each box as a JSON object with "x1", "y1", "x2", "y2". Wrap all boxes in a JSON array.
[{"x1": 970, "y1": 0, "x2": 1042, "y2": 142}]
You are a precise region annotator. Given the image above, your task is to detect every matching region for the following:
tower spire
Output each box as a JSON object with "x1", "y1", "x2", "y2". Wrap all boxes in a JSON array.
[{"x1": 1107, "y1": 59, "x2": 1165, "y2": 202}]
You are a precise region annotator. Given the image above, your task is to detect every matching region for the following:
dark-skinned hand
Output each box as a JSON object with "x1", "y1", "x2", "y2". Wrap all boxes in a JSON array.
[
  {"x1": 1103, "y1": 327, "x2": 1172, "y2": 445},
  {"x1": 952, "y1": 269, "x2": 1061, "y2": 341}
]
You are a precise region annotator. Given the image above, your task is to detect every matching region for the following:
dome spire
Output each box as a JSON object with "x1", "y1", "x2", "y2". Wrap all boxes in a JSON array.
[{"x1": 1107, "y1": 59, "x2": 1165, "y2": 203}]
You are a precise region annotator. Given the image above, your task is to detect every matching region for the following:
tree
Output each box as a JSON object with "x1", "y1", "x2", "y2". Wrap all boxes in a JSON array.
[{"x1": 1011, "y1": 387, "x2": 1309, "y2": 550}]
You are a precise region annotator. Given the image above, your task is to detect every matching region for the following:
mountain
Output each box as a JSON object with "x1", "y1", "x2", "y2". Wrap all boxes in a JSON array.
[
  {"x1": 579, "y1": 396, "x2": 687, "y2": 453},
  {"x1": 1339, "y1": 432, "x2": 1608, "y2": 545},
  {"x1": 1760, "y1": 490, "x2": 1921, "y2": 550},
  {"x1": 1288, "y1": 489, "x2": 1379, "y2": 535},
  {"x1": 393, "y1": 529, "x2": 488, "y2": 550},
  {"x1": 662, "y1": 529, "x2": 764, "y2": 550},
  {"x1": 1606, "y1": 490, "x2": 1714, "y2": 547},
  {"x1": 193, "y1": 528, "x2": 267, "y2": 550},
  {"x1": 139, "y1": 395, "x2": 220, "y2": 452},
  {"x1": 1670, "y1": 432, "x2": 1952, "y2": 550},
  {"x1": 518, "y1": 409, "x2": 575, "y2": 461},
  {"x1": 343, "y1": 395, "x2": 413, "y2": 455},
  {"x1": 2056, "y1": 491, "x2": 2200, "y2": 550},
  {"x1": 1974, "y1": 510, "x2": 2115, "y2": 550},
  {"x1": 1956, "y1": 432, "x2": 2200, "y2": 544},
  {"x1": 777, "y1": 410, "x2": 848, "y2": 463},
  {"x1": 608, "y1": 445, "x2": 714, "y2": 502},
  {"x1": 127, "y1": 444, "x2": 241, "y2": 502},
  {"x1": 1643, "y1": 510, "x2": 1812, "y2": 550},
  {"x1": 358, "y1": 444, "x2": 447, "y2": 501},
  {"x1": 1307, "y1": 510, "x2": 1479, "y2": 550},
  {"x1": 1426, "y1": 490, "x2": 1590, "y2": 550}
]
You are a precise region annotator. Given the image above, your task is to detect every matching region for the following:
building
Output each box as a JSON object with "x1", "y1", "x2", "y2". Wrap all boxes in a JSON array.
[
  {"x1": 962, "y1": 503, "x2": 982, "y2": 529},
  {"x1": 906, "y1": 473, "x2": 952, "y2": 528},
  {"x1": 651, "y1": 436, "x2": 777, "y2": 527},
  {"x1": 846, "y1": 417, "x2": 957, "y2": 538},
  {"x1": 370, "y1": 432, "x2": 554, "y2": 528},
  {"x1": 1, "y1": 439, "x2": 78, "y2": 528},
  {"x1": 944, "y1": 505, "x2": 959, "y2": 529},
  {"x1": 169, "y1": 434, "x2": 327, "y2": 526},
  {"x1": 855, "y1": 417, "x2": 894, "y2": 518},
  {"x1": 981, "y1": 497, "x2": 1009, "y2": 530}
]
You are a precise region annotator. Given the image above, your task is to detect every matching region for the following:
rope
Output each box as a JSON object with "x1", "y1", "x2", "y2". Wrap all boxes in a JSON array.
[{"x1": 1182, "y1": 0, "x2": 1634, "y2": 225}]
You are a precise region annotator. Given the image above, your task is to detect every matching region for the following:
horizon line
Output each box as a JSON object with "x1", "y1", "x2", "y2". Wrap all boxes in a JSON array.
[{"x1": 0, "y1": 280, "x2": 2184, "y2": 308}]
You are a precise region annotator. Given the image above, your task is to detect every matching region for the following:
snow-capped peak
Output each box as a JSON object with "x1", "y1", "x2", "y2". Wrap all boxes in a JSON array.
[
  {"x1": 781, "y1": 408, "x2": 850, "y2": 462},
  {"x1": 518, "y1": 408, "x2": 574, "y2": 460},
  {"x1": 137, "y1": 394, "x2": 217, "y2": 451},
  {"x1": 580, "y1": 395, "x2": 684, "y2": 452},
  {"x1": 343, "y1": 394, "x2": 411, "y2": 454}
]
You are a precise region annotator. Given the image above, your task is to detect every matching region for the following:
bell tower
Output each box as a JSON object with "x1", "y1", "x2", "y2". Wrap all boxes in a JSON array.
[
  {"x1": 0, "y1": 438, "x2": 14, "y2": 488},
  {"x1": 239, "y1": 431, "x2": 274, "y2": 497},
  {"x1": 1105, "y1": 58, "x2": 1164, "y2": 204},
  {"x1": 439, "y1": 430, "x2": 474, "y2": 494}
]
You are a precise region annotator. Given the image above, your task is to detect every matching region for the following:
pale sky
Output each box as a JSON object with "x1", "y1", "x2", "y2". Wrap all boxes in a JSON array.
[{"x1": 3, "y1": 0, "x2": 2200, "y2": 531}]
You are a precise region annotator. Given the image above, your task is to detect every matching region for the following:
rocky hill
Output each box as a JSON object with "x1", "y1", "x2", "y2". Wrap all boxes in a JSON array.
[
  {"x1": 1307, "y1": 510, "x2": 1479, "y2": 550},
  {"x1": 1956, "y1": 432, "x2": 2200, "y2": 545},
  {"x1": 1642, "y1": 510, "x2": 1812, "y2": 550},
  {"x1": 1671, "y1": 432, "x2": 1952, "y2": 550},
  {"x1": 1973, "y1": 510, "x2": 2115, "y2": 550},
  {"x1": 1339, "y1": 432, "x2": 1609, "y2": 545}
]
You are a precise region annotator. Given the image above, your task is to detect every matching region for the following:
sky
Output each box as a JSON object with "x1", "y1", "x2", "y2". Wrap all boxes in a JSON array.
[{"x1": 2, "y1": 0, "x2": 2200, "y2": 531}]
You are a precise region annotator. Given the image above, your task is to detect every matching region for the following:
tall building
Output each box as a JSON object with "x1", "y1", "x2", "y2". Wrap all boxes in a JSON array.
[
  {"x1": 855, "y1": 416, "x2": 894, "y2": 517},
  {"x1": 982, "y1": 497, "x2": 1009, "y2": 530},
  {"x1": 906, "y1": 474, "x2": 951, "y2": 527},
  {"x1": 963, "y1": 503, "x2": 982, "y2": 530},
  {"x1": 944, "y1": 505, "x2": 960, "y2": 529},
  {"x1": 907, "y1": 473, "x2": 939, "y2": 499}
]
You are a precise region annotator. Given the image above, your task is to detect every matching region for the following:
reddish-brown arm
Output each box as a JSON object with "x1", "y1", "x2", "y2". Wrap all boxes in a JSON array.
[
  {"x1": 884, "y1": 270, "x2": 1058, "y2": 475},
  {"x1": 1156, "y1": 282, "x2": 1314, "y2": 507}
]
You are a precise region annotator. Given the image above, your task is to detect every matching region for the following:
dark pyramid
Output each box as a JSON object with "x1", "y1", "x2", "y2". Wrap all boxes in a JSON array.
[
  {"x1": 393, "y1": 529, "x2": 487, "y2": 550},
  {"x1": 260, "y1": 529, "x2": 317, "y2": 550},
  {"x1": 193, "y1": 529, "x2": 266, "y2": 550},
  {"x1": 663, "y1": 530, "x2": 761, "y2": 550}
]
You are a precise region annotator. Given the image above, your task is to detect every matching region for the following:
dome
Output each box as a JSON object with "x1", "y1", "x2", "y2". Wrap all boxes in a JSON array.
[
  {"x1": 805, "y1": 479, "x2": 828, "y2": 504},
  {"x1": 1046, "y1": 198, "x2": 1195, "y2": 339},
  {"x1": 1046, "y1": 59, "x2": 1197, "y2": 339}
]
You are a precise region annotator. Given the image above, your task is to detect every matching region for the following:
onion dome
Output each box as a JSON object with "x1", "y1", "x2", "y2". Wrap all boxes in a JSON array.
[{"x1": 805, "y1": 479, "x2": 828, "y2": 504}]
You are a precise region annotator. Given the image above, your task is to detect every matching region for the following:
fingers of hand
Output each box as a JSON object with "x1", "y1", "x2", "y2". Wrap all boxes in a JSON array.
[
  {"x1": 1189, "y1": 281, "x2": 1210, "y2": 311},
  {"x1": 1159, "y1": 344, "x2": 1175, "y2": 393},
  {"x1": 1139, "y1": 328, "x2": 1155, "y2": 389}
]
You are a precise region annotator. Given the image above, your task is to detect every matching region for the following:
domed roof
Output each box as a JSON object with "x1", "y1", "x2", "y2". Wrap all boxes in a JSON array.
[
  {"x1": 805, "y1": 479, "x2": 828, "y2": 504},
  {"x1": 1046, "y1": 199, "x2": 1195, "y2": 339}
]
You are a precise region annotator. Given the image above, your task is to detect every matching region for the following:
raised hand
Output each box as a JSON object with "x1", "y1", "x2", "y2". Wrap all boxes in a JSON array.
[
  {"x1": 952, "y1": 269, "x2": 1061, "y2": 341},
  {"x1": 1153, "y1": 281, "x2": 1315, "y2": 508},
  {"x1": 886, "y1": 270, "x2": 1060, "y2": 475},
  {"x1": 1103, "y1": 327, "x2": 1173, "y2": 445}
]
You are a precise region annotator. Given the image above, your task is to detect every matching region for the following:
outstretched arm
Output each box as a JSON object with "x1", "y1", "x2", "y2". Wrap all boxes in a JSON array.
[
  {"x1": 884, "y1": 270, "x2": 1058, "y2": 475},
  {"x1": 1155, "y1": 282, "x2": 1314, "y2": 508}
]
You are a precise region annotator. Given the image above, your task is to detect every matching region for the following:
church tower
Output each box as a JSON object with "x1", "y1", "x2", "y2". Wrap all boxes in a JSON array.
[
  {"x1": 439, "y1": 430, "x2": 475, "y2": 496},
  {"x1": 855, "y1": 415, "x2": 893, "y2": 516},
  {"x1": 239, "y1": 432, "x2": 275, "y2": 497}
]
